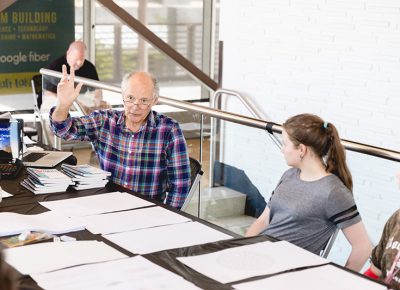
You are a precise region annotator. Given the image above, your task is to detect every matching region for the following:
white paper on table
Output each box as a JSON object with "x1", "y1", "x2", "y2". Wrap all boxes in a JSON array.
[
  {"x1": 32, "y1": 255, "x2": 202, "y2": 290},
  {"x1": 40, "y1": 191, "x2": 153, "y2": 217},
  {"x1": 177, "y1": 240, "x2": 327, "y2": 284},
  {"x1": 233, "y1": 264, "x2": 387, "y2": 290},
  {"x1": 1, "y1": 189, "x2": 13, "y2": 198},
  {"x1": 0, "y1": 211, "x2": 85, "y2": 236},
  {"x1": 23, "y1": 136, "x2": 37, "y2": 144},
  {"x1": 76, "y1": 206, "x2": 192, "y2": 234},
  {"x1": 4, "y1": 240, "x2": 127, "y2": 275},
  {"x1": 104, "y1": 221, "x2": 233, "y2": 254}
]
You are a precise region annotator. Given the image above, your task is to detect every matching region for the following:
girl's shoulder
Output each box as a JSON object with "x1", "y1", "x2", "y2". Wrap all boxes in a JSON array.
[{"x1": 281, "y1": 167, "x2": 298, "y2": 179}]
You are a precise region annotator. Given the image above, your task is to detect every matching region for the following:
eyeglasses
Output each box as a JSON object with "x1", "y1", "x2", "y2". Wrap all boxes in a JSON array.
[{"x1": 123, "y1": 95, "x2": 153, "y2": 106}]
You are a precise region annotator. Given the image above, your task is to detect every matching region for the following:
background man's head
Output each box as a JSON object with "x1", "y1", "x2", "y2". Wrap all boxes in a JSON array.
[{"x1": 66, "y1": 41, "x2": 86, "y2": 70}]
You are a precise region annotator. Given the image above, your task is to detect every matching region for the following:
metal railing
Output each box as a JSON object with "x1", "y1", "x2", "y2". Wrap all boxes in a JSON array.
[
  {"x1": 40, "y1": 68, "x2": 400, "y2": 164},
  {"x1": 209, "y1": 89, "x2": 283, "y2": 185}
]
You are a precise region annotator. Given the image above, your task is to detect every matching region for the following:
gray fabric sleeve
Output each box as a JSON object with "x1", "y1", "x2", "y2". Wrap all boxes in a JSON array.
[{"x1": 326, "y1": 183, "x2": 361, "y2": 229}]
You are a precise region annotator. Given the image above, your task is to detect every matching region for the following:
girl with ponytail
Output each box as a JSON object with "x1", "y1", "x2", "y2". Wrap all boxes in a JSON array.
[{"x1": 246, "y1": 113, "x2": 372, "y2": 272}]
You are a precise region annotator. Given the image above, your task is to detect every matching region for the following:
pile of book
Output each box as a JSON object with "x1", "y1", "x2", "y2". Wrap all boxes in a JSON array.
[
  {"x1": 61, "y1": 164, "x2": 111, "y2": 190},
  {"x1": 21, "y1": 168, "x2": 74, "y2": 195}
]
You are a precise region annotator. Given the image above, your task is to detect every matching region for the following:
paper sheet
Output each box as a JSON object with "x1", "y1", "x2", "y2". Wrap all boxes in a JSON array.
[
  {"x1": 23, "y1": 136, "x2": 37, "y2": 145},
  {"x1": 77, "y1": 206, "x2": 192, "y2": 234},
  {"x1": 233, "y1": 264, "x2": 387, "y2": 290},
  {"x1": 4, "y1": 240, "x2": 127, "y2": 275},
  {"x1": 40, "y1": 191, "x2": 153, "y2": 217},
  {"x1": 32, "y1": 255, "x2": 202, "y2": 290},
  {"x1": 0, "y1": 211, "x2": 84, "y2": 236},
  {"x1": 177, "y1": 240, "x2": 327, "y2": 284},
  {"x1": 1, "y1": 189, "x2": 13, "y2": 198},
  {"x1": 104, "y1": 221, "x2": 233, "y2": 254}
]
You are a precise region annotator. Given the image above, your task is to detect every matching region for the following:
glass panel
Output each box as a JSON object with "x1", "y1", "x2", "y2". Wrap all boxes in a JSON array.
[
  {"x1": 192, "y1": 116, "x2": 285, "y2": 236},
  {"x1": 105, "y1": 0, "x2": 204, "y2": 71},
  {"x1": 94, "y1": 0, "x2": 216, "y2": 100},
  {"x1": 172, "y1": 109, "x2": 209, "y2": 216},
  {"x1": 74, "y1": 0, "x2": 83, "y2": 40},
  {"x1": 329, "y1": 151, "x2": 399, "y2": 266},
  {"x1": 40, "y1": 74, "x2": 113, "y2": 150}
]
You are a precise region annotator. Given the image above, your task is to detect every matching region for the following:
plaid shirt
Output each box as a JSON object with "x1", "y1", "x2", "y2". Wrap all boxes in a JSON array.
[{"x1": 50, "y1": 108, "x2": 191, "y2": 209}]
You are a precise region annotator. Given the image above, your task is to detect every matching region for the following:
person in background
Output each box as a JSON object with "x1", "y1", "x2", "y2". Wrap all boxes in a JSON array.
[
  {"x1": 364, "y1": 172, "x2": 400, "y2": 289},
  {"x1": 49, "y1": 65, "x2": 191, "y2": 209},
  {"x1": 44, "y1": 40, "x2": 103, "y2": 111},
  {"x1": 246, "y1": 113, "x2": 372, "y2": 272}
]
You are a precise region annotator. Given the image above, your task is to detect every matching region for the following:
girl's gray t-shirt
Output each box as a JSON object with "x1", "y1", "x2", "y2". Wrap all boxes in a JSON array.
[{"x1": 262, "y1": 168, "x2": 361, "y2": 255}]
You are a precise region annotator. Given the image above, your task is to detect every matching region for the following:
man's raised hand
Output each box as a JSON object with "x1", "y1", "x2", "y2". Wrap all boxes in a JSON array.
[{"x1": 56, "y1": 65, "x2": 83, "y2": 109}]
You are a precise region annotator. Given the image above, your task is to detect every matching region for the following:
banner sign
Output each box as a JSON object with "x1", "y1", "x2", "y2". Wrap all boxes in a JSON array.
[{"x1": 0, "y1": 0, "x2": 74, "y2": 95}]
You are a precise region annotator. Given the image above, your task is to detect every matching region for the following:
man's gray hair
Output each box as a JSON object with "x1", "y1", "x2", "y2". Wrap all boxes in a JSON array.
[{"x1": 121, "y1": 72, "x2": 159, "y2": 98}]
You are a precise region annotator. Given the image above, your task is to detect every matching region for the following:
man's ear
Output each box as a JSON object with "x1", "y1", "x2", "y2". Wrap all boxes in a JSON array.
[{"x1": 152, "y1": 97, "x2": 159, "y2": 105}]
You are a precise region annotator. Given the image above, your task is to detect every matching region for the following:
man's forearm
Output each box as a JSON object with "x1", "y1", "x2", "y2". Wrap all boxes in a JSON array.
[{"x1": 51, "y1": 104, "x2": 71, "y2": 122}]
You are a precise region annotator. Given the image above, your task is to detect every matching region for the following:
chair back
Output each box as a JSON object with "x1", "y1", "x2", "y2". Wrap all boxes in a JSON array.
[
  {"x1": 31, "y1": 74, "x2": 42, "y2": 110},
  {"x1": 181, "y1": 157, "x2": 203, "y2": 211},
  {"x1": 30, "y1": 74, "x2": 50, "y2": 145},
  {"x1": 320, "y1": 228, "x2": 339, "y2": 258}
]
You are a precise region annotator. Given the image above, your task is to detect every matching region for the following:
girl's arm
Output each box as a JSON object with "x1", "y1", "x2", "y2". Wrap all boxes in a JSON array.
[
  {"x1": 342, "y1": 221, "x2": 373, "y2": 272},
  {"x1": 245, "y1": 207, "x2": 270, "y2": 237},
  {"x1": 364, "y1": 263, "x2": 381, "y2": 279}
]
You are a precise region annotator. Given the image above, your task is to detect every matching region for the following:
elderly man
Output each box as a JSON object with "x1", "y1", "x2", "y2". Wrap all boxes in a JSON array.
[{"x1": 50, "y1": 65, "x2": 191, "y2": 209}]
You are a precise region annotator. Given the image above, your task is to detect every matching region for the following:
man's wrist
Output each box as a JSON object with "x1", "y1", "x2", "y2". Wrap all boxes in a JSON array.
[
  {"x1": 52, "y1": 105, "x2": 70, "y2": 121},
  {"x1": 55, "y1": 102, "x2": 72, "y2": 112}
]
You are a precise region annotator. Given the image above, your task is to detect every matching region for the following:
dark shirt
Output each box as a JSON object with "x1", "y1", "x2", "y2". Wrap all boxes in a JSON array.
[
  {"x1": 44, "y1": 55, "x2": 99, "y2": 93},
  {"x1": 371, "y1": 209, "x2": 400, "y2": 289}
]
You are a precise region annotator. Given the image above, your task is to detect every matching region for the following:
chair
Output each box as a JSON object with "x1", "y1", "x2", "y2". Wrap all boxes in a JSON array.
[
  {"x1": 320, "y1": 228, "x2": 339, "y2": 258},
  {"x1": 181, "y1": 157, "x2": 204, "y2": 211},
  {"x1": 213, "y1": 161, "x2": 267, "y2": 217},
  {"x1": 22, "y1": 75, "x2": 40, "y2": 141},
  {"x1": 27, "y1": 74, "x2": 49, "y2": 145}
]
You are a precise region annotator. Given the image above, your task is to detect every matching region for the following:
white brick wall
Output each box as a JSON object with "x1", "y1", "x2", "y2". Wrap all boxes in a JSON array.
[{"x1": 219, "y1": 0, "x2": 400, "y2": 268}]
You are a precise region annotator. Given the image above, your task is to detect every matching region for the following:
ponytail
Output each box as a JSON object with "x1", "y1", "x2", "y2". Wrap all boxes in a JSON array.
[
  {"x1": 283, "y1": 114, "x2": 353, "y2": 191},
  {"x1": 325, "y1": 124, "x2": 353, "y2": 191}
]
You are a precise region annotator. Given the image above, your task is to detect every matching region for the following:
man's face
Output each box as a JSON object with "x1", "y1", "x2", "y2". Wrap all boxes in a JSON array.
[
  {"x1": 122, "y1": 74, "x2": 158, "y2": 128},
  {"x1": 66, "y1": 48, "x2": 85, "y2": 70}
]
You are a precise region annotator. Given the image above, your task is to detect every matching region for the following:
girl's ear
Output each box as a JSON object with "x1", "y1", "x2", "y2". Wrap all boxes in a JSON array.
[{"x1": 298, "y1": 143, "x2": 307, "y2": 157}]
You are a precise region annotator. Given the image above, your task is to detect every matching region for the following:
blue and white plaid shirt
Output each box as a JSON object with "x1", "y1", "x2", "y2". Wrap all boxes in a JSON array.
[{"x1": 50, "y1": 108, "x2": 191, "y2": 209}]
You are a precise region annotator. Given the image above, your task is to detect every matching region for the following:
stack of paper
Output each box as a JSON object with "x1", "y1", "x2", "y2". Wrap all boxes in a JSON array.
[
  {"x1": 61, "y1": 164, "x2": 111, "y2": 190},
  {"x1": 21, "y1": 168, "x2": 74, "y2": 194}
]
